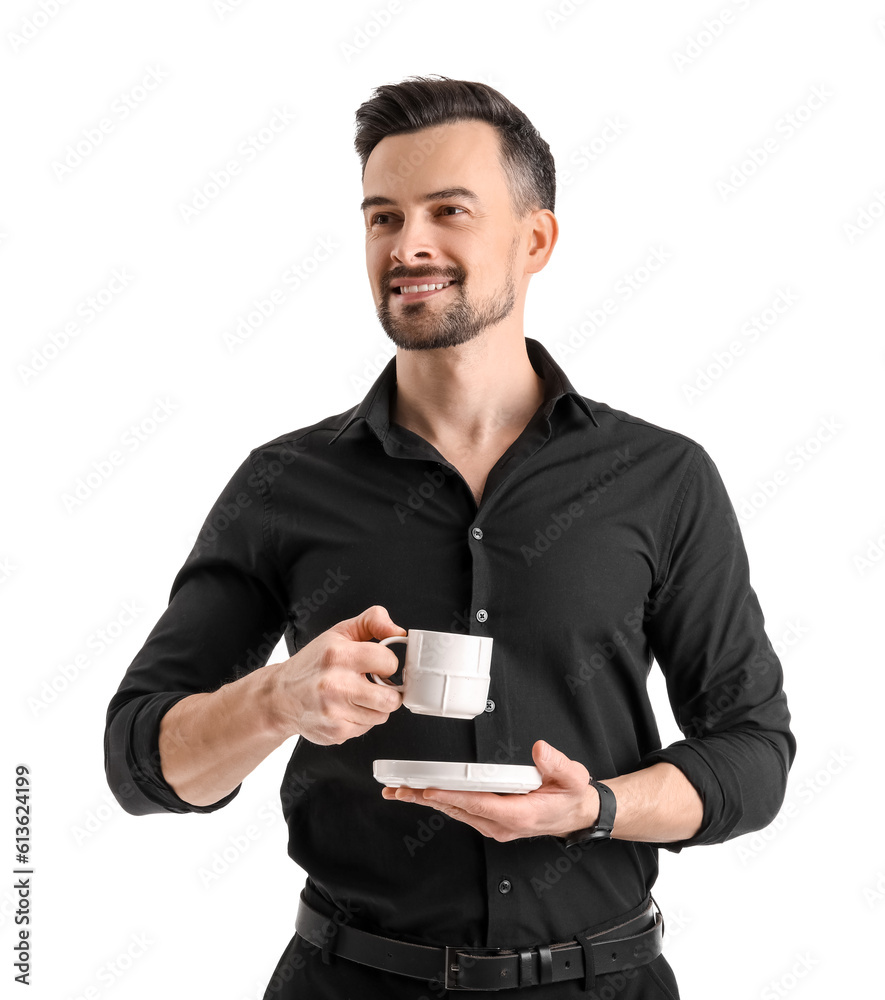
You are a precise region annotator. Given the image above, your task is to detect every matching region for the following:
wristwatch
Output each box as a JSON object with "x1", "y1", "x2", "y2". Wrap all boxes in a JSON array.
[{"x1": 561, "y1": 777, "x2": 616, "y2": 848}]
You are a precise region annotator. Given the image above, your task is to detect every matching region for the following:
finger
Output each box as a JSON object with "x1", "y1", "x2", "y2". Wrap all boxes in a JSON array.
[
  {"x1": 420, "y1": 797, "x2": 515, "y2": 841},
  {"x1": 351, "y1": 671, "x2": 402, "y2": 713},
  {"x1": 334, "y1": 607, "x2": 408, "y2": 689},
  {"x1": 335, "y1": 605, "x2": 407, "y2": 644},
  {"x1": 384, "y1": 788, "x2": 516, "y2": 840},
  {"x1": 532, "y1": 740, "x2": 587, "y2": 787},
  {"x1": 357, "y1": 640, "x2": 403, "y2": 681},
  {"x1": 419, "y1": 788, "x2": 526, "y2": 824},
  {"x1": 338, "y1": 705, "x2": 396, "y2": 731},
  {"x1": 351, "y1": 638, "x2": 408, "y2": 701}
]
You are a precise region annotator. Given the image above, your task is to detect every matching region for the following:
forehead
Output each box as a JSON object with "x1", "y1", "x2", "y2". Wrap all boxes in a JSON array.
[{"x1": 362, "y1": 119, "x2": 508, "y2": 203}]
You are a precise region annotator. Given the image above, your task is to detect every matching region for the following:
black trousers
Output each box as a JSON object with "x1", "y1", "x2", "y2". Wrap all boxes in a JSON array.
[{"x1": 263, "y1": 896, "x2": 681, "y2": 999}]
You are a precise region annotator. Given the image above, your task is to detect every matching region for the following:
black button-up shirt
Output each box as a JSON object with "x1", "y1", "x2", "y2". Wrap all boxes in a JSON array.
[{"x1": 104, "y1": 337, "x2": 794, "y2": 949}]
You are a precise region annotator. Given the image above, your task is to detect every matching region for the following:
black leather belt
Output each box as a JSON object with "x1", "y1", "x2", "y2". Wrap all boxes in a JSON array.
[{"x1": 294, "y1": 889, "x2": 664, "y2": 991}]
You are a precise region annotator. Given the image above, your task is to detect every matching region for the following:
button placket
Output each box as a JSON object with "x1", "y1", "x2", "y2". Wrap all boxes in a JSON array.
[{"x1": 468, "y1": 521, "x2": 489, "y2": 629}]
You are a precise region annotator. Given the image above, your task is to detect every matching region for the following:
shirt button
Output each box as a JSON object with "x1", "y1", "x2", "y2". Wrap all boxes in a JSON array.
[
  {"x1": 484, "y1": 699, "x2": 495, "y2": 713},
  {"x1": 498, "y1": 879, "x2": 512, "y2": 894},
  {"x1": 471, "y1": 527, "x2": 484, "y2": 540},
  {"x1": 476, "y1": 609, "x2": 488, "y2": 623}
]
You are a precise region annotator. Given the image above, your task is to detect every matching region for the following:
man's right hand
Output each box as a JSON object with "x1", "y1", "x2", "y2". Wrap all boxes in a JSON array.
[
  {"x1": 157, "y1": 605, "x2": 406, "y2": 807},
  {"x1": 266, "y1": 605, "x2": 408, "y2": 746}
]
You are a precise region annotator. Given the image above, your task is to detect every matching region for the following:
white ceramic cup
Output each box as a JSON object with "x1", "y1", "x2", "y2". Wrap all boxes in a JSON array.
[{"x1": 370, "y1": 629, "x2": 493, "y2": 719}]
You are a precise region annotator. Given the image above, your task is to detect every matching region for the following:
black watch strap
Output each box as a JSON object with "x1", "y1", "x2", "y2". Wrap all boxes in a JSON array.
[{"x1": 563, "y1": 777, "x2": 616, "y2": 848}]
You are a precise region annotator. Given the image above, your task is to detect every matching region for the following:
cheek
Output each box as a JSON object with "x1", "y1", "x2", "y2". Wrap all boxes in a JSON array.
[{"x1": 365, "y1": 248, "x2": 386, "y2": 289}]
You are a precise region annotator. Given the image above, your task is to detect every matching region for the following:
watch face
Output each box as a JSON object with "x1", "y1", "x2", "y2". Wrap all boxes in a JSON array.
[
  {"x1": 585, "y1": 827, "x2": 611, "y2": 840},
  {"x1": 565, "y1": 826, "x2": 611, "y2": 849},
  {"x1": 585, "y1": 828, "x2": 612, "y2": 840}
]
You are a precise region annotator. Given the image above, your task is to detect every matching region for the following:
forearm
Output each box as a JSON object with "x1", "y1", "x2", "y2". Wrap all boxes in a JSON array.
[
  {"x1": 158, "y1": 662, "x2": 290, "y2": 808},
  {"x1": 574, "y1": 762, "x2": 703, "y2": 843}
]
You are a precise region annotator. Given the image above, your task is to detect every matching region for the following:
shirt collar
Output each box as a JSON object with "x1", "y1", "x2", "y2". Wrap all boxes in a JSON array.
[{"x1": 329, "y1": 336, "x2": 598, "y2": 445}]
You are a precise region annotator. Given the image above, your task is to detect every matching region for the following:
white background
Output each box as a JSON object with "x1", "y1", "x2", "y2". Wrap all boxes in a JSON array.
[{"x1": 3, "y1": 1, "x2": 884, "y2": 997}]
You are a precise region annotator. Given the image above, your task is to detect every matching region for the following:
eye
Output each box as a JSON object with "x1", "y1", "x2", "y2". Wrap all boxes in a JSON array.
[
  {"x1": 371, "y1": 213, "x2": 394, "y2": 226},
  {"x1": 439, "y1": 206, "x2": 466, "y2": 216}
]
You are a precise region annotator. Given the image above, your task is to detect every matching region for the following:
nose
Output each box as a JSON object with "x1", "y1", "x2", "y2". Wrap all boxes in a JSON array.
[{"x1": 390, "y1": 215, "x2": 435, "y2": 265}]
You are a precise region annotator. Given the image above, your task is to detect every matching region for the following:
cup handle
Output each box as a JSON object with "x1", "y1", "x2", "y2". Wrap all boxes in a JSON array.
[{"x1": 370, "y1": 635, "x2": 408, "y2": 689}]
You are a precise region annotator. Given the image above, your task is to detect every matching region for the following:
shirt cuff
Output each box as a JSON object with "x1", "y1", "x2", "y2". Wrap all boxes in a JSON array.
[
  {"x1": 637, "y1": 741, "x2": 728, "y2": 852},
  {"x1": 106, "y1": 692, "x2": 242, "y2": 816}
]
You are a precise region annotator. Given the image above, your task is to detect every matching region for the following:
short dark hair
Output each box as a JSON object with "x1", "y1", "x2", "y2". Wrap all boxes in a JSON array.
[{"x1": 354, "y1": 74, "x2": 556, "y2": 218}]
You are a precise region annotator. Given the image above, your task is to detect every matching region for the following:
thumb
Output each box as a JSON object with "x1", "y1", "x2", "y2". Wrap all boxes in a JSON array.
[
  {"x1": 337, "y1": 604, "x2": 407, "y2": 643},
  {"x1": 532, "y1": 741, "x2": 583, "y2": 786},
  {"x1": 533, "y1": 739, "x2": 566, "y2": 771}
]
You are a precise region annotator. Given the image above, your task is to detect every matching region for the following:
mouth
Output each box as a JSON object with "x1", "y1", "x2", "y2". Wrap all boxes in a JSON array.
[{"x1": 390, "y1": 279, "x2": 458, "y2": 302}]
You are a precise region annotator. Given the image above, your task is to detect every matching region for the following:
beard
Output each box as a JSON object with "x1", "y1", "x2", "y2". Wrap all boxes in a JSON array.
[{"x1": 376, "y1": 238, "x2": 518, "y2": 351}]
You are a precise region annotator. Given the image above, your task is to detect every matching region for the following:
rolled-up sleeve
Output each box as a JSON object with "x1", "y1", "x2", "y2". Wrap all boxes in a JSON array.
[
  {"x1": 639, "y1": 445, "x2": 796, "y2": 849},
  {"x1": 104, "y1": 451, "x2": 290, "y2": 816}
]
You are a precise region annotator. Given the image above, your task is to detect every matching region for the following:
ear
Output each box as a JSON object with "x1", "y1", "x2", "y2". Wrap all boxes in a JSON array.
[{"x1": 523, "y1": 208, "x2": 559, "y2": 276}]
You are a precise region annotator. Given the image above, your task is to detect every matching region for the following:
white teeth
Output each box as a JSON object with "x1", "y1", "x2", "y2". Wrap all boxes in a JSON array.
[{"x1": 397, "y1": 281, "x2": 453, "y2": 294}]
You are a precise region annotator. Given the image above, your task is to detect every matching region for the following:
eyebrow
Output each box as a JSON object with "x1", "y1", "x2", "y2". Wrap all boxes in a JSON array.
[{"x1": 360, "y1": 187, "x2": 482, "y2": 213}]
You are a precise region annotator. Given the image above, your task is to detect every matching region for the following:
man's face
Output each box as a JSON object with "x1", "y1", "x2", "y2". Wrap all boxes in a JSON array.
[{"x1": 361, "y1": 119, "x2": 526, "y2": 351}]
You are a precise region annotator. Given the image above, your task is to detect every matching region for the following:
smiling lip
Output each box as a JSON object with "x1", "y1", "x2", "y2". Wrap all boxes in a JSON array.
[{"x1": 390, "y1": 279, "x2": 458, "y2": 302}]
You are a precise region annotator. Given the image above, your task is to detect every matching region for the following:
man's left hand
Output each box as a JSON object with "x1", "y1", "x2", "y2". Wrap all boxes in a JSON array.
[{"x1": 380, "y1": 740, "x2": 598, "y2": 842}]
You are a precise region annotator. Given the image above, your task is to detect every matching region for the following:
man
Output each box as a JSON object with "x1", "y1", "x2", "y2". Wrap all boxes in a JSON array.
[{"x1": 104, "y1": 76, "x2": 795, "y2": 998}]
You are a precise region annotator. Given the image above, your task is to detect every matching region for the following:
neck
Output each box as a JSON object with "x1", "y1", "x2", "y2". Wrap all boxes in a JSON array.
[{"x1": 391, "y1": 329, "x2": 545, "y2": 450}]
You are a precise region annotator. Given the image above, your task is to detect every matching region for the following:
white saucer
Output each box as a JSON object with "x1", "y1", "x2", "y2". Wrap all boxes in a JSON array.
[{"x1": 373, "y1": 759, "x2": 543, "y2": 794}]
